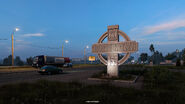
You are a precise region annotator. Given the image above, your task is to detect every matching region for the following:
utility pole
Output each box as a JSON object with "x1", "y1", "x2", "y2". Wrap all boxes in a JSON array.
[
  {"x1": 84, "y1": 48, "x2": 86, "y2": 64},
  {"x1": 84, "y1": 45, "x2": 89, "y2": 64},
  {"x1": 62, "y1": 40, "x2": 69, "y2": 57},
  {"x1": 11, "y1": 28, "x2": 19, "y2": 66},
  {"x1": 11, "y1": 34, "x2": 14, "y2": 66},
  {"x1": 62, "y1": 44, "x2": 63, "y2": 57}
]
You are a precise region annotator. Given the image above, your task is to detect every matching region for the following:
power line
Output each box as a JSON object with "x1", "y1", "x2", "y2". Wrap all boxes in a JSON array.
[
  {"x1": 0, "y1": 39, "x2": 8, "y2": 40},
  {"x1": 0, "y1": 37, "x2": 80, "y2": 53},
  {"x1": 28, "y1": 44, "x2": 60, "y2": 50}
]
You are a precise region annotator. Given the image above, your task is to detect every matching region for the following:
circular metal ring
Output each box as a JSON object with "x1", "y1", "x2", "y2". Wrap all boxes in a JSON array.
[{"x1": 97, "y1": 30, "x2": 131, "y2": 65}]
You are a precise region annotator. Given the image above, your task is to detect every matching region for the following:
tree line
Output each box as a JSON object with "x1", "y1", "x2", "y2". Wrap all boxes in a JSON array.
[
  {"x1": 140, "y1": 44, "x2": 185, "y2": 66},
  {"x1": 0, "y1": 55, "x2": 33, "y2": 66},
  {"x1": 1, "y1": 44, "x2": 185, "y2": 66}
]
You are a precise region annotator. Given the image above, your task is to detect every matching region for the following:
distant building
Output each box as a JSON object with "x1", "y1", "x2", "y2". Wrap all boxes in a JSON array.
[
  {"x1": 159, "y1": 60, "x2": 176, "y2": 65},
  {"x1": 71, "y1": 58, "x2": 82, "y2": 62},
  {"x1": 71, "y1": 58, "x2": 83, "y2": 64}
]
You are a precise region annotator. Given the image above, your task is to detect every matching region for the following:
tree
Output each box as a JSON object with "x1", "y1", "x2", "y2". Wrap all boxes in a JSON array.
[
  {"x1": 15, "y1": 56, "x2": 24, "y2": 66},
  {"x1": 149, "y1": 44, "x2": 155, "y2": 64},
  {"x1": 149, "y1": 44, "x2": 155, "y2": 53},
  {"x1": 165, "y1": 53, "x2": 176, "y2": 60},
  {"x1": 140, "y1": 53, "x2": 148, "y2": 63},
  {"x1": 155, "y1": 51, "x2": 160, "y2": 65},
  {"x1": 3, "y1": 55, "x2": 12, "y2": 66},
  {"x1": 176, "y1": 58, "x2": 181, "y2": 66},
  {"x1": 182, "y1": 49, "x2": 185, "y2": 66},
  {"x1": 127, "y1": 56, "x2": 134, "y2": 63},
  {"x1": 118, "y1": 54, "x2": 124, "y2": 60},
  {"x1": 148, "y1": 50, "x2": 164, "y2": 65},
  {"x1": 159, "y1": 52, "x2": 164, "y2": 62},
  {"x1": 26, "y1": 57, "x2": 33, "y2": 65}
]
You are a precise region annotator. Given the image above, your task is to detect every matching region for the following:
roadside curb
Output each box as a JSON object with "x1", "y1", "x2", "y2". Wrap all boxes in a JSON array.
[{"x1": 88, "y1": 76, "x2": 139, "y2": 84}]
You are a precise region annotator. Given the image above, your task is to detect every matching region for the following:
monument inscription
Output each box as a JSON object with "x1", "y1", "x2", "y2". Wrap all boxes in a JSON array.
[{"x1": 92, "y1": 25, "x2": 138, "y2": 77}]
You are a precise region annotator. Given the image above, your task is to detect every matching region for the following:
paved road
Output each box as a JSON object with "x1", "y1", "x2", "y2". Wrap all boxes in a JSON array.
[
  {"x1": 0, "y1": 66, "x2": 143, "y2": 89},
  {"x1": 0, "y1": 66, "x2": 105, "y2": 85}
]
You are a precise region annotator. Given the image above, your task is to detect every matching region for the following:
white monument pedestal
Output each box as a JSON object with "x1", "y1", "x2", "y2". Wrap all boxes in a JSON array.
[{"x1": 107, "y1": 63, "x2": 118, "y2": 77}]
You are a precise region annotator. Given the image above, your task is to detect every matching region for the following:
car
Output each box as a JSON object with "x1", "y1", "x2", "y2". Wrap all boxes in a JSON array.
[
  {"x1": 63, "y1": 63, "x2": 73, "y2": 68},
  {"x1": 38, "y1": 65, "x2": 63, "y2": 75}
]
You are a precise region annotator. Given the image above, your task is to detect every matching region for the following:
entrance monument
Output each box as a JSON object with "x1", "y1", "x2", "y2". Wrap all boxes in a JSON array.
[{"x1": 92, "y1": 25, "x2": 138, "y2": 77}]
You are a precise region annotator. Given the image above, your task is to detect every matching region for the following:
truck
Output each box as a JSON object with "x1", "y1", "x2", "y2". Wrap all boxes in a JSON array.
[{"x1": 32, "y1": 55, "x2": 70, "y2": 68}]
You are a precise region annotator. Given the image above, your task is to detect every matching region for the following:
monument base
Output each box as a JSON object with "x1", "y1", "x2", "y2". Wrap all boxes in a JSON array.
[{"x1": 107, "y1": 64, "x2": 118, "y2": 77}]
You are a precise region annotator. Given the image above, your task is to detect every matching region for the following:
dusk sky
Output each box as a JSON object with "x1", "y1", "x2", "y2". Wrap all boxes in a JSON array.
[{"x1": 1, "y1": 0, "x2": 185, "y2": 60}]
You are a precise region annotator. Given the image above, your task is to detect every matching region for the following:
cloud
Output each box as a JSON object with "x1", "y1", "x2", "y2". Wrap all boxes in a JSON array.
[
  {"x1": 144, "y1": 19, "x2": 185, "y2": 35},
  {"x1": 15, "y1": 39, "x2": 24, "y2": 42},
  {"x1": 165, "y1": 31, "x2": 185, "y2": 40},
  {"x1": 23, "y1": 33, "x2": 44, "y2": 37},
  {"x1": 131, "y1": 19, "x2": 185, "y2": 35},
  {"x1": 15, "y1": 39, "x2": 31, "y2": 44}
]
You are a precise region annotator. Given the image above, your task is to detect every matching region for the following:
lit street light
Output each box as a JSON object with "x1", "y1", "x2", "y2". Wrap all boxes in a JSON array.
[
  {"x1": 65, "y1": 40, "x2": 69, "y2": 44},
  {"x1": 84, "y1": 45, "x2": 89, "y2": 64},
  {"x1": 62, "y1": 40, "x2": 69, "y2": 57},
  {"x1": 11, "y1": 27, "x2": 19, "y2": 66},
  {"x1": 15, "y1": 28, "x2": 19, "y2": 32}
]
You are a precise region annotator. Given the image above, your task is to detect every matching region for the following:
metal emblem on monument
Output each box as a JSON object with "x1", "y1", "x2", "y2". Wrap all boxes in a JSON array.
[{"x1": 92, "y1": 25, "x2": 138, "y2": 77}]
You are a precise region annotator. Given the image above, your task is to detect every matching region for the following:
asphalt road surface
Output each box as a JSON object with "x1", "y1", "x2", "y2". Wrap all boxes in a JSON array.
[
  {"x1": 0, "y1": 66, "x2": 143, "y2": 89},
  {"x1": 0, "y1": 66, "x2": 105, "y2": 85}
]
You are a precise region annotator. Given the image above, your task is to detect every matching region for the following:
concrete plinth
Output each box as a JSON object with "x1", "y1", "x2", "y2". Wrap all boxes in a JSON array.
[{"x1": 107, "y1": 62, "x2": 118, "y2": 77}]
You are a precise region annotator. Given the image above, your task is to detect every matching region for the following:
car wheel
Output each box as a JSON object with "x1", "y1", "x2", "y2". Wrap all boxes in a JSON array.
[{"x1": 47, "y1": 72, "x2": 51, "y2": 75}]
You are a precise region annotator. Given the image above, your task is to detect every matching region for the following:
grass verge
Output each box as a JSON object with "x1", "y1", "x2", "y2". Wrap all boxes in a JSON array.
[
  {"x1": 0, "y1": 66, "x2": 37, "y2": 72},
  {"x1": 1, "y1": 65, "x2": 185, "y2": 104},
  {"x1": 0, "y1": 70, "x2": 185, "y2": 104},
  {"x1": 72, "y1": 64, "x2": 104, "y2": 68}
]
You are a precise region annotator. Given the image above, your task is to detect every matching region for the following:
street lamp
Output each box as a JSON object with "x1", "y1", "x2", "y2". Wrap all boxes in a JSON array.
[
  {"x1": 84, "y1": 45, "x2": 89, "y2": 64},
  {"x1": 176, "y1": 49, "x2": 180, "y2": 58},
  {"x1": 136, "y1": 51, "x2": 140, "y2": 63},
  {"x1": 11, "y1": 27, "x2": 19, "y2": 66},
  {"x1": 62, "y1": 40, "x2": 69, "y2": 57}
]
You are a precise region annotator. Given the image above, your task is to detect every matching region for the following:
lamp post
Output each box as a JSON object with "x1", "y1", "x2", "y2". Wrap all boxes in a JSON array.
[
  {"x1": 11, "y1": 28, "x2": 19, "y2": 66},
  {"x1": 84, "y1": 45, "x2": 89, "y2": 64},
  {"x1": 136, "y1": 51, "x2": 140, "y2": 64},
  {"x1": 62, "y1": 40, "x2": 69, "y2": 57},
  {"x1": 176, "y1": 49, "x2": 180, "y2": 58}
]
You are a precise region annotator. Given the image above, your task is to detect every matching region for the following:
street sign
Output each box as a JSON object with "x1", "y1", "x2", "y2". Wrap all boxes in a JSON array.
[{"x1": 89, "y1": 56, "x2": 96, "y2": 61}]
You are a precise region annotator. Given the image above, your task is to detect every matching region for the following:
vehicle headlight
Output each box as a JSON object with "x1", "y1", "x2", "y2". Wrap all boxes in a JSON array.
[{"x1": 42, "y1": 69, "x2": 46, "y2": 71}]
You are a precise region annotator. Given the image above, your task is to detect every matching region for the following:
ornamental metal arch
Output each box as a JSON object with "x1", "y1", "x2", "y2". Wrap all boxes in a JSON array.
[{"x1": 97, "y1": 30, "x2": 133, "y2": 65}]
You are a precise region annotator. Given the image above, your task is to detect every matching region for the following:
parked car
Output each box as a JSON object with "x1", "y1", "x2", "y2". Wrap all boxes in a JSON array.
[
  {"x1": 63, "y1": 63, "x2": 73, "y2": 68},
  {"x1": 38, "y1": 65, "x2": 63, "y2": 75}
]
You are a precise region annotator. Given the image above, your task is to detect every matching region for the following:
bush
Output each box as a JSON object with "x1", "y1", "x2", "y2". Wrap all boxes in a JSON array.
[
  {"x1": 176, "y1": 58, "x2": 181, "y2": 66},
  {"x1": 119, "y1": 69, "x2": 147, "y2": 76},
  {"x1": 144, "y1": 68, "x2": 173, "y2": 88}
]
